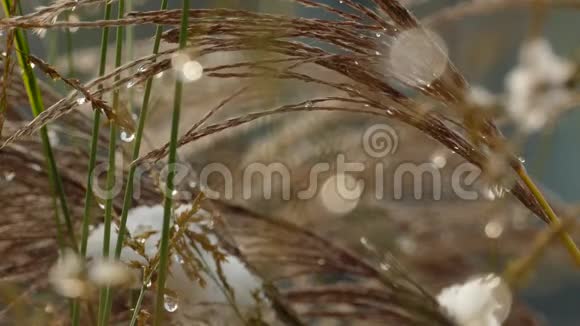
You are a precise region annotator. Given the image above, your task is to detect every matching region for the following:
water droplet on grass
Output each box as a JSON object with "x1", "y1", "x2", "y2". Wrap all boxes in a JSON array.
[
  {"x1": 120, "y1": 131, "x2": 135, "y2": 143},
  {"x1": 163, "y1": 294, "x2": 179, "y2": 312}
]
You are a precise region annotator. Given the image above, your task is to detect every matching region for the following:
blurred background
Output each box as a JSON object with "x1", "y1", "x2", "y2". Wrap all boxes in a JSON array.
[{"x1": 8, "y1": 0, "x2": 580, "y2": 324}]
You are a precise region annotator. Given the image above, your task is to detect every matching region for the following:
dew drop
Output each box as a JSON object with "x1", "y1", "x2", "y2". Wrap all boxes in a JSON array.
[
  {"x1": 171, "y1": 52, "x2": 203, "y2": 82},
  {"x1": 163, "y1": 294, "x2": 179, "y2": 312},
  {"x1": 76, "y1": 97, "x2": 87, "y2": 105},
  {"x1": 28, "y1": 163, "x2": 42, "y2": 172},
  {"x1": 201, "y1": 218, "x2": 215, "y2": 230},
  {"x1": 319, "y1": 173, "x2": 362, "y2": 215},
  {"x1": 485, "y1": 220, "x2": 504, "y2": 239},
  {"x1": 430, "y1": 151, "x2": 447, "y2": 169},
  {"x1": 360, "y1": 237, "x2": 369, "y2": 247},
  {"x1": 126, "y1": 80, "x2": 137, "y2": 89},
  {"x1": 397, "y1": 236, "x2": 417, "y2": 254},
  {"x1": 4, "y1": 171, "x2": 15, "y2": 182},
  {"x1": 173, "y1": 254, "x2": 185, "y2": 264},
  {"x1": 120, "y1": 131, "x2": 135, "y2": 143},
  {"x1": 44, "y1": 304, "x2": 55, "y2": 314},
  {"x1": 379, "y1": 262, "x2": 391, "y2": 271},
  {"x1": 182, "y1": 61, "x2": 203, "y2": 82}
]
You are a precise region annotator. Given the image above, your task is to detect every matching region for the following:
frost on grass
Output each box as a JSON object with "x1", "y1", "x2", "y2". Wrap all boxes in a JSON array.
[
  {"x1": 88, "y1": 259, "x2": 134, "y2": 287},
  {"x1": 505, "y1": 38, "x2": 576, "y2": 132},
  {"x1": 86, "y1": 204, "x2": 260, "y2": 310},
  {"x1": 48, "y1": 249, "x2": 86, "y2": 299}
]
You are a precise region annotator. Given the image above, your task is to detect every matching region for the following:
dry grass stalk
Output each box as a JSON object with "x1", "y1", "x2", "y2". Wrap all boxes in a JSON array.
[{"x1": 0, "y1": 0, "x2": 578, "y2": 324}]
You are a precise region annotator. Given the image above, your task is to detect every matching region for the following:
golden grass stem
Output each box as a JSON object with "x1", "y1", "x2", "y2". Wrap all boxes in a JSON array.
[
  {"x1": 503, "y1": 219, "x2": 573, "y2": 287},
  {"x1": 516, "y1": 165, "x2": 580, "y2": 267}
]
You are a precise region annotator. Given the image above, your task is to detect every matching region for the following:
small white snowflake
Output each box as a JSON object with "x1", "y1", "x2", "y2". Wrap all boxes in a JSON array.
[
  {"x1": 88, "y1": 259, "x2": 134, "y2": 287},
  {"x1": 437, "y1": 274, "x2": 512, "y2": 326},
  {"x1": 48, "y1": 249, "x2": 86, "y2": 298},
  {"x1": 505, "y1": 38, "x2": 575, "y2": 132}
]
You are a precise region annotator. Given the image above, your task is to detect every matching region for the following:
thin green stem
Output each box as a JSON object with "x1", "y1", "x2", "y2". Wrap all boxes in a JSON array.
[
  {"x1": 126, "y1": 0, "x2": 134, "y2": 115},
  {"x1": 72, "y1": 1, "x2": 114, "y2": 325},
  {"x1": 503, "y1": 219, "x2": 571, "y2": 288},
  {"x1": 77, "y1": 0, "x2": 113, "y2": 259},
  {"x1": 50, "y1": 196, "x2": 66, "y2": 251},
  {"x1": 114, "y1": 0, "x2": 169, "y2": 263},
  {"x1": 128, "y1": 262, "x2": 159, "y2": 326},
  {"x1": 114, "y1": 1, "x2": 169, "y2": 323},
  {"x1": 153, "y1": 1, "x2": 190, "y2": 324},
  {"x1": 1, "y1": 0, "x2": 76, "y2": 249},
  {"x1": 516, "y1": 165, "x2": 580, "y2": 266},
  {"x1": 98, "y1": 0, "x2": 126, "y2": 324},
  {"x1": 96, "y1": 123, "x2": 118, "y2": 326}
]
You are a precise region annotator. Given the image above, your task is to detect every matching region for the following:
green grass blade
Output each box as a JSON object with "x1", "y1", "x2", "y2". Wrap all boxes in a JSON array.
[
  {"x1": 1, "y1": 0, "x2": 76, "y2": 248},
  {"x1": 72, "y1": 0, "x2": 114, "y2": 324},
  {"x1": 114, "y1": 0, "x2": 169, "y2": 262},
  {"x1": 117, "y1": 0, "x2": 171, "y2": 323},
  {"x1": 98, "y1": 0, "x2": 127, "y2": 324},
  {"x1": 96, "y1": 121, "x2": 118, "y2": 326},
  {"x1": 153, "y1": 1, "x2": 190, "y2": 325}
]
